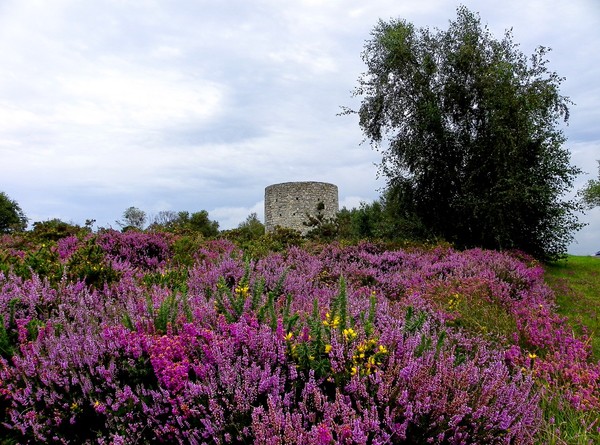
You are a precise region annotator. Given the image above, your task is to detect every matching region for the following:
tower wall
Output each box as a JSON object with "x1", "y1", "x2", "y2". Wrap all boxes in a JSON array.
[{"x1": 264, "y1": 181, "x2": 339, "y2": 234}]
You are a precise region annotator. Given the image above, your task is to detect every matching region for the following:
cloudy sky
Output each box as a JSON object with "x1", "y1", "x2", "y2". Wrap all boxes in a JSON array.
[{"x1": 1, "y1": 0, "x2": 599, "y2": 254}]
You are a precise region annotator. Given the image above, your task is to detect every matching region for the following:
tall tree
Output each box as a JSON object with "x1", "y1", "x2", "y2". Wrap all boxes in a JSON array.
[
  {"x1": 348, "y1": 6, "x2": 583, "y2": 260},
  {"x1": 0, "y1": 192, "x2": 27, "y2": 233}
]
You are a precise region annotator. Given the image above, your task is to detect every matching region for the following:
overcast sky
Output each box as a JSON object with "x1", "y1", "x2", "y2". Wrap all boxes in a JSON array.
[{"x1": 1, "y1": 0, "x2": 599, "y2": 254}]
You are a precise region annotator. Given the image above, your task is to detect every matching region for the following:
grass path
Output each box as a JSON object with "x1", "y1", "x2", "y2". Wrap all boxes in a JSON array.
[{"x1": 543, "y1": 255, "x2": 600, "y2": 361}]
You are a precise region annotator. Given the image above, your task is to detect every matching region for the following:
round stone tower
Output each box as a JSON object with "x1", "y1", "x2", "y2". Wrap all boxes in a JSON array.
[{"x1": 264, "y1": 181, "x2": 339, "y2": 234}]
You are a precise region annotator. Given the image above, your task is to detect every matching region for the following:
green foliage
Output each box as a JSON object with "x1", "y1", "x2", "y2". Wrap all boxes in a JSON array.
[
  {"x1": 66, "y1": 241, "x2": 120, "y2": 288},
  {"x1": 362, "y1": 291, "x2": 377, "y2": 339},
  {"x1": 154, "y1": 292, "x2": 192, "y2": 334},
  {"x1": 0, "y1": 192, "x2": 27, "y2": 234},
  {"x1": 579, "y1": 160, "x2": 600, "y2": 209},
  {"x1": 337, "y1": 190, "x2": 430, "y2": 242},
  {"x1": 287, "y1": 278, "x2": 389, "y2": 383},
  {"x1": 295, "y1": 299, "x2": 330, "y2": 378},
  {"x1": 30, "y1": 218, "x2": 89, "y2": 242},
  {"x1": 23, "y1": 243, "x2": 63, "y2": 282},
  {"x1": 263, "y1": 227, "x2": 304, "y2": 249},
  {"x1": 337, "y1": 202, "x2": 385, "y2": 240},
  {"x1": 214, "y1": 264, "x2": 287, "y2": 328},
  {"x1": 227, "y1": 227, "x2": 305, "y2": 258},
  {"x1": 325, "y1": 276, "x2": 349, "y2": 333},
  {"x1": 348, "y1": 6, "x2": 583, "y2": 260},
  {"x1": 170, "y1": 234, "x2": 206, "y2": 267},
  {"x1": 150, "y1": 210, "x2": 219, "y2": 237},
  {"x1": 220, "y1": 213, "x2": 266, "y2": 250},
  {"x1": 443, "y1": 288, "x2": 518, "y2": 345},
  {"x1": 237, "y1": 212, "x2": 265, "y2": 238},
  {"x1": 403, "y1": 306, "x2": 427, "y2": 336},
  {"x1": 143, "y1": 268, "x2": 189, "y2": 294},
  {"x1": 304, "y1": 202, "x2": 340, "y2": 242},
  {"x1": 124, "y1": 290, "x2": 194, "y2": 335},
  {"x1": 187, "y1": 210, "x2": 219, "y2": 237},
  {"x1": 0, "y1": 304, "x2": 17, "y2": 359},
  {"x1": 0, "y1": 241, "x2": 63, "y2": 282}
]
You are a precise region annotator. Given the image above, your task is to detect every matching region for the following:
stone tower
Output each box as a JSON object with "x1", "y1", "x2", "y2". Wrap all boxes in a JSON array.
[{"x1": 264, "y1": 181, "x2": 339, "y2": 234}]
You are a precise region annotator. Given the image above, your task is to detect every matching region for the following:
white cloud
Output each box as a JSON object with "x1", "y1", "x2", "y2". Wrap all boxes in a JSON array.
[
  {"x1": 569, "y1": 207, "x2": 600, "y2": 255},
  {"x1": 211, "y1": 201, "x2": 265, "y2": 230},
  {"x1": 55, "y1": 68, "x2": 226, "y2": 129},
  {"x1": 340, "y1": 196, "x2": 369, "y2": 210},
  {"x1": 0, "y1": 0, "x2": 597, "y2": 254}
]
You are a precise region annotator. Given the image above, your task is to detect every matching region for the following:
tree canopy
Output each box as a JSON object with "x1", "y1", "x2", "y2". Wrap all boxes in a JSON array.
[
  {"x1": 117, "y1": 206, "x2": 147, "y2": 231},
  {"x1": 148, "y1": 210, "x2": 220, "y2": 237},
  {"x1": 0, "y1": 192, "x2": 27, "y2": 234},
  {"x1": 349, "y1": 6, "x2": 582, "y2": 260},
  {"x1": 579, "y1": 161, "x2": 600, "y2": 209}
]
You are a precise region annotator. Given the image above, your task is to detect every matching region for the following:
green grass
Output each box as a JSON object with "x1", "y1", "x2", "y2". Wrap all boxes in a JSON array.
[
  {"x1": 543, "y1": 255, "x2": 600, "y2": 362},
  {"x1": 536, "y1": 255, "x2": 600, "y2": 444},
  {"x1": 537, "y1": 391, "x2": 600, "y2": 445}
]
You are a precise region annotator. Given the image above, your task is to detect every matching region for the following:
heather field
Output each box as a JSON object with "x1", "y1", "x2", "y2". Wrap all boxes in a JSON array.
[{"x1": 0, "y1": 231, "x2": 599, "y2": 444}]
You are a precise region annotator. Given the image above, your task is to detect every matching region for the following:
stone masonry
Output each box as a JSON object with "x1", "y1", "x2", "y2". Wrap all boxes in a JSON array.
[{"x1": 264, "y1": 182, "x2": 339, "y2": 234}]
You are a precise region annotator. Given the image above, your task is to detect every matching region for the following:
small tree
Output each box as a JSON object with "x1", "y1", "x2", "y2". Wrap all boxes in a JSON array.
[
  {"x1": 188, "y1": 210, "x2": 219, "y2": 237},
  {"x1": 336, "y1": 191, "x2": 429, "y2": 242},
  {"x1": 0, "y1": 192, "x2": 27, "y2": 234},
  {"x1": 347, "y1": 6, "x2": 583, "y2": 260},
  {"x1": 117, "y1": 206, "x2": 147, "y2": 231},
  {"x1": 304, "y1": 202, "x2": 339, "y2": 241},
  {"x1": 237, "y1": 212, "x2": 265, "y2": 238},
  {"x1": 579, "y1": 161, "x2": 600, "y2": 209},
  {"x1": 147, "y1": 211, "x2": 179, "y2": 231}
]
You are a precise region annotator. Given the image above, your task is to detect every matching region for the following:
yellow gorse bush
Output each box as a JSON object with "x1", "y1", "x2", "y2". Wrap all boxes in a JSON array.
[{"x1": 323, "y1": 312, "x2": 341, "y2": 329}]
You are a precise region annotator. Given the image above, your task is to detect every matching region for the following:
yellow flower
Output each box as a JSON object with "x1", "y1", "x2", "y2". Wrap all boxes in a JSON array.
[
  {"x1": 343, "y1": 328, "x2": 357, "y2": 341},
  {"x1": 528, "y1": 353, "x2": 537, "y2": 359},
  {"x1": 234, "y1": 285, "x2": 250, "y2": 298},
  {"x1": 284, "y1": 332, "x2": 294, "y2": 341},
  {"x1": 323, "y1": 313, "x2": 340, "y2": 328},
  {"x1": 447, "y1": 293, "x2": 462, "y2": 311},
  {"x1": 378, "y1": 344, "x2": 388, "y2": 354},
  {"x1": 324, "y1": 344, "x2": 332, "y2": 354},
  {"x1": 350, "y1": 366, "x2": 358, "y2": 376}
]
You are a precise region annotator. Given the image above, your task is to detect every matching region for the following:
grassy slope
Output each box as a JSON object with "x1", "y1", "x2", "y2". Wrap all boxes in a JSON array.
[{"x1": 543, "y1": 255, "x2": 600, "y2": 362}]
